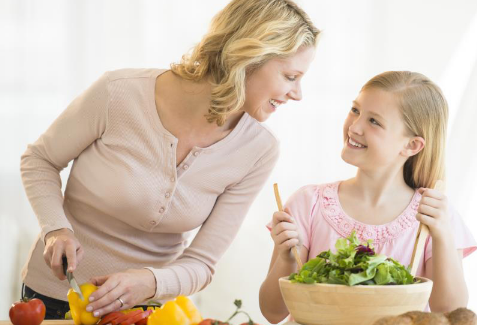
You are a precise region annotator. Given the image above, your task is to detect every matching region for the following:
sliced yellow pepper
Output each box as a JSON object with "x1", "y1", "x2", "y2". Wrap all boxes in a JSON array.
[
  {"x1": 147, "y1": 296, "x2": 202, "y2": 325},
  {"x1": 175, "y1": 296, "x2": 202, "y2": 325},
  {"x1": 67, "y1": 283, "x2": 100, "y2": 325}
]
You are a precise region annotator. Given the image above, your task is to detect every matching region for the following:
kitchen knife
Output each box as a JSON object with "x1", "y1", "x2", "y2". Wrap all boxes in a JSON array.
[{"x1": 62, "y1": 255, "x2": 85, "y2": 301}]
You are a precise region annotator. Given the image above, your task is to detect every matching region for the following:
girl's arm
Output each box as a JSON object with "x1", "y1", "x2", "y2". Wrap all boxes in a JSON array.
[
  {"x1": 259, "y1": 211, "x2": 308, "y2": 324},
  {"x1": 418, "y1": 188, "x2": 469, "y2": 312},
  {"x1": 425, "y1": 248, "x2": 467, "y2": 312}
]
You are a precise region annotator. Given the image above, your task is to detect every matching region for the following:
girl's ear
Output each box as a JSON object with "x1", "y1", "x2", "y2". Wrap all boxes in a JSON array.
[{"x1": 402, "y1": 136, "x2": 425, "y2": 157}]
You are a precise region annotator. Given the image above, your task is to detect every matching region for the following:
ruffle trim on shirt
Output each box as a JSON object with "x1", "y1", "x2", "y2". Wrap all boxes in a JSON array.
[{"x1": 321, "y1": 182, "x2": 421, "y2": 245}]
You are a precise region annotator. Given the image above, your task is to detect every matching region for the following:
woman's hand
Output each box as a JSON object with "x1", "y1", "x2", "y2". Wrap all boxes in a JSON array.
[
  {"x1": 271, "y1": 211, "x2": 300, "y2": 263},
  {"x1": 86, "y1": 269, "x2": 156, "y2": 317},
  {"x1": 416, "y1": 187, "x2": 451, "y2": 242},
  {"x1": 43, "y1": 228, "x2": 84, "y2": 280}
]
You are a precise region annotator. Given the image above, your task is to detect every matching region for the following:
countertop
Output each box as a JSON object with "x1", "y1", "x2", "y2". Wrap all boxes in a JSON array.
[
  {"x1": 0, "y1": 320, "x2": 300, "y2": 325},
  {"x1": 0, "y1": 321, "x2": 300, "y2": 325},
  {"x1": 0, "y1": 320, "x2": 75, "y2": 325}
]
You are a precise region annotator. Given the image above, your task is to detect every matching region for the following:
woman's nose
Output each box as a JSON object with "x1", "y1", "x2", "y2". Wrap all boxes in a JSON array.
[{"x1": 288, "y1": 82, "x2": 303, "y2": 101}]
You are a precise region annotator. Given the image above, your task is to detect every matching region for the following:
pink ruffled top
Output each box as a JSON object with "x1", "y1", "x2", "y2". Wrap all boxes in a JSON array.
[{"x1": 275, "y1": 181, "x2": 476, "y2": 276}]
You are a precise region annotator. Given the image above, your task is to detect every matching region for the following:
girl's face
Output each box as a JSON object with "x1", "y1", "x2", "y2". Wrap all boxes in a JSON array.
[
  {"x1": 341, "y1": 88, "x2": 416, "y2": 171},
  {"x1": 242, "y1": 45, "x2": 315, "y2": 122}
]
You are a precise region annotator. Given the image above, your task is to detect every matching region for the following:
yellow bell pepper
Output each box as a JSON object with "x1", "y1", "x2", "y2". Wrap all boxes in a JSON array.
[
  {"x1": 67, "y1": 283, "x2": 100, "y2": 325},
  {"x1": 175, "y1": 296, "x2": 202, "y2": 324},
  {"x1": 147, "y1": 296, "x2": 202, "y2": 325}
]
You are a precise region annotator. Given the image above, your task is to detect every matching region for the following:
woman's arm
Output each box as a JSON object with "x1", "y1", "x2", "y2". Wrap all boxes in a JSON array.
[
  {"x1": 21, "y1": 72, "x2": 109, "y2": 241},
  {"x1": 418, "y1": 188, "x2": 469, "y2": 312},
  {"x1": 259, "y1": 211, "x2": 308, "y2": 324},
  {"x1": 86, "y1": 137, "x2": 280, "y2": 316},
  {"x1": 21, "y1": 72, "x2": 110, "y2": 276}
]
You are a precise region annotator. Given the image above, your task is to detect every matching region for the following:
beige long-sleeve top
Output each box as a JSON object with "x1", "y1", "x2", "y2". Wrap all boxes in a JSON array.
[{"x1": 20, "y1": 68, "x2": 279, "y2": 301}]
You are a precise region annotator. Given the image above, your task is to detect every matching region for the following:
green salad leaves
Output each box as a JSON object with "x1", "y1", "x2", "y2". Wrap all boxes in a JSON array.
[{"x1": 289, "y1": 231, "x2": 415, "y2": 286}]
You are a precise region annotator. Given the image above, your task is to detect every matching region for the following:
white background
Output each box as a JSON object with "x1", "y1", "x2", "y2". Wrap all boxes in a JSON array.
[{"x1": 1, "y1": 0, "x2": 477, "y2": 323}]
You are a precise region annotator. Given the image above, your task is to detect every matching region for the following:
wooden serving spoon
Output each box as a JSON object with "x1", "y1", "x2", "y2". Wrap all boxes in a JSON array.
[
  {"x1": 409, "y1": 179, "x2": 445, "y2": 276},
  {"x1": 273, "y1": 183, "x2": 303, "y2": 270}
]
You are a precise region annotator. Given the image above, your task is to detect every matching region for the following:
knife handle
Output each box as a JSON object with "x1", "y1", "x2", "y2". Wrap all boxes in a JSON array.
[{"x1": 62, "y1": 255, "x2": 68, "y2": 276}]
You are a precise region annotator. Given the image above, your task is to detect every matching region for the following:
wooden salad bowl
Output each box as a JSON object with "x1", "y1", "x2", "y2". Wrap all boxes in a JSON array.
[{"x1": 279, "y1": 276, "x2": 433, "y2": 325}]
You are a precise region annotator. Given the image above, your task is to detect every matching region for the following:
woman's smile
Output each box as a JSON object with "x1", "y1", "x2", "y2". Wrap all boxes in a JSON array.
[{"x1": 269, "y1": 99, "x2": 285, "y2": 112}]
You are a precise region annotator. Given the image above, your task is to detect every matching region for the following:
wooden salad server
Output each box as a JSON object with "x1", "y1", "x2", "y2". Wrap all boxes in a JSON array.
[
  {"x1": 410, "y1": 179, "x2": 445, "y2": 276},
  {"x1": 273, "y1": 183, "x2": 303, "y2": 270}
]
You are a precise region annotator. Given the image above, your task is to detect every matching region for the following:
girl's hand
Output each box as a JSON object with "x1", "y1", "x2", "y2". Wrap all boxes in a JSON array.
[
  {"x1": 86, "y1": 269, "x2": 156, "y2": 317},
  {"x1": 416, "y1": 187, "x2": 451, "y2": 242},
  {"x1": 271, "y1": 211, "x2": 300, "y2": 263},
  {"x1": 43, "y1": 228, "x2": 84, "y2": 280}
]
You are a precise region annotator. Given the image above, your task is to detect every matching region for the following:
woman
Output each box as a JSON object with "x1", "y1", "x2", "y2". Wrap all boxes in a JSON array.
[{"x1": 20, "y1": 0, "x2": 319, "y2": 319}]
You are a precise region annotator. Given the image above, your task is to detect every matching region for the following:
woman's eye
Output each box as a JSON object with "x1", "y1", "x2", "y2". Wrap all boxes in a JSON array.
[
  {"x1": 370, "y1": 118, "x2": 381, "y2": 126},
  {"x1": 351, "y1": 107, "x2": 359, "y2": 114},
  {"x1": 286, "y1": 76, "x2": 297, "y2": 81}
]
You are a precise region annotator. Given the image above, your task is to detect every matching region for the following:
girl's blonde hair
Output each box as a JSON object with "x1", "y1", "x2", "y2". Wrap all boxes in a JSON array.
[
  {"x1": 171, "y1": 0, "x2": 320, "y2": 126},
  {"x1": 362, "y1": 71, "x2": 448, "y2": 189}
]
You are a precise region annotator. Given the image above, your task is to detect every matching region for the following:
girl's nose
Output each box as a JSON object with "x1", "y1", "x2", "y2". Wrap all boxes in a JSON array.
[{"x1": 349, "y1": 118, "x2": 364, "y2": 135}]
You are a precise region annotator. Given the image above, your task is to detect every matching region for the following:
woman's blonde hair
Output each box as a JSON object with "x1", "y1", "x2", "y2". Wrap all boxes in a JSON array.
[
  {"x1": 361, "y1": 71, "x2": 448, "y2": 189},
  {"x1": 171, "y1": 0, "x2": 320, "y2": 126}
]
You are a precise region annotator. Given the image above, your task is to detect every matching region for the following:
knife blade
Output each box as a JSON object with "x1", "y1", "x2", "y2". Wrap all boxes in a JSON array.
[{"x1": 62, "y1": 255, "x2": 85, "y2": 301}]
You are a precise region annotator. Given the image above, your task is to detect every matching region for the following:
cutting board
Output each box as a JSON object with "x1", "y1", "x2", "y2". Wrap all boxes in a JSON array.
[
  {"x1": 0, "y1": 322, "x2": 300, "y2": 325},
  {"x1": 0, "y1": 321, "x2": 301, "y2": 325},
  {"x1": 0, "y1": 320, "x2": 304, "y2": 325},
  {"x1": 0, "y1": 321, "x2": 75, "y2": 325}
]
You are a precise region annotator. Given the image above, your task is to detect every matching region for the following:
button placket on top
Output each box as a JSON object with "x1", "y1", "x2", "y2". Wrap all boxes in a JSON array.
[
  {"x1": 150, "y1": 138, "x2": 178, "y2": 229},
  {"x1": 176, "y1": 147, "x2": 202, "y2": 179}
]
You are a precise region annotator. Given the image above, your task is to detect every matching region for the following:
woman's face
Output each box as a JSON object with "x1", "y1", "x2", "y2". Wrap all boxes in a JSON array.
[
  {"x1": 242, "y1": 45, "x2": 315, "y2": 122},
  {"x1": 341, "y1": 88, "x2": 415, "y2": 171}
]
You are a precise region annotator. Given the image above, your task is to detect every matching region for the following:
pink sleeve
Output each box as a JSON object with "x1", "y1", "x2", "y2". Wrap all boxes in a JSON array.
[
  {"x1": 266, "y1": 185, "x2": 320, "y2": 251},
  {"x1": 20, "y1": 72, "x2": 110, "y2": 242},
  {"x1": 424, "y1": 204, "x2": 477, "y2": 261},
  {"x1": 150, "y1": 139, "x2": 280, "y2": 299}
]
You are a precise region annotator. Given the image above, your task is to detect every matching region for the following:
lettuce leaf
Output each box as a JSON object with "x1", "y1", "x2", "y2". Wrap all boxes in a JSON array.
[{"x1": 289, "y1": 231, "x2": 416, "y2": 286}]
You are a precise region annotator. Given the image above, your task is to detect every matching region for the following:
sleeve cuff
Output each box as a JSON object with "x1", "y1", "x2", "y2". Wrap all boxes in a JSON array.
[
  {"x1": 145, "y1": 267, "x2": 181, "y2": 301},
  {"x1": 41, "y1": 222, "x2": 74, "y2": 244}
]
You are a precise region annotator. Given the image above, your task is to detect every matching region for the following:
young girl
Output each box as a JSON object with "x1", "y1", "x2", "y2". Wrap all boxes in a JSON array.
[{"x1": 259, "y1": 71, "x2": 477, "y2": 323}]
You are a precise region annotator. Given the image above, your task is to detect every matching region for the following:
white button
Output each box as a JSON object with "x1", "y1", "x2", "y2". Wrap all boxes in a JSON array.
[
  {"x1": 150, "y1": 220, "x2": 156, "y2": 225},
  {"x1": 170, "y1": 177, "x2": 175, "y2": 182},
  {"x1": 193, "y1": 151, "x2": 199, "y2": 157},
  {"x1": 159, "y1": 207, "x2": 165, "y2": 213},
  {"x1": 183, "y1": 164, "x2": 189, "y2": 170},
  {"x1": 165, "y1": 192, "x2": 171, "y2": 198}
]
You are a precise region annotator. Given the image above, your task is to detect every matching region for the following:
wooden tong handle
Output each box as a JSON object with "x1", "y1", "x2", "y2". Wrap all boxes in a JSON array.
[
  {"x1": 273, "y1": 183, "x2": 303, "y2": 270},
  {"x1": 410, "y1": 180, "x2": 445, "y2": 276}
]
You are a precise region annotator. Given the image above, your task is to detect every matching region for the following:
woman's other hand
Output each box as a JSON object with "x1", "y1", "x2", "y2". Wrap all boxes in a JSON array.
[
  {"x1": 86, "y1": 269, "x2": 156, "y2": 317},
  {"x1": 43, "y1": 228, "x2": 84, "y2": 280},
  {"x1": 271, "y1": 211, "x2": 300, "y2": 263}
]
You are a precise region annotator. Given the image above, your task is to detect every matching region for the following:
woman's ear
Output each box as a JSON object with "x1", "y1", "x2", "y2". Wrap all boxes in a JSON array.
[{"x1": 402, "y1": 136, "x2": 425, "y2": 157}]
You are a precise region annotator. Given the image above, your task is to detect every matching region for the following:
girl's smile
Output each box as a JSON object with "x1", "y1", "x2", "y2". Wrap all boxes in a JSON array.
[{"x1": 347, "y1": 137, "x2": 367, "y2": 149}]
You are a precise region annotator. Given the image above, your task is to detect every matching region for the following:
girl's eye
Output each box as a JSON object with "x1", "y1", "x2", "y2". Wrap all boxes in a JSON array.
[
  {"x1": 286, "y1": 76, "x2": 297, "y2": 81},
  {"x1": 351, "y1": 107, "x2": 359, "y2": 114},
  {"x1": 370, "y1": 118, "x2": 381, "y2": 126}
]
